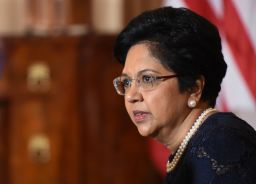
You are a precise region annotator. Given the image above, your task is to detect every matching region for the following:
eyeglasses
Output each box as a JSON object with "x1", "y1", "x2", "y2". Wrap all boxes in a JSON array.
[{"x1": 113, "y1": 73, "x2": 179, "y2": 95}]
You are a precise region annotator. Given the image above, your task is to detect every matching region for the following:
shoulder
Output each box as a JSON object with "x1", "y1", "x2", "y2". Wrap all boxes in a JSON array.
[
  {"x1": 186, "y1": 112, "x2": 256, "y2": 183},
  {"x1": 199, "y1": 112, "x2": 256, "y2": 150}
]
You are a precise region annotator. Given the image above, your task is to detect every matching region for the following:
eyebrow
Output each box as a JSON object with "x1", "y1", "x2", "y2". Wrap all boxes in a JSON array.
[{"x1": 121, "y1": 69, "x2": 161, "y2": 77}]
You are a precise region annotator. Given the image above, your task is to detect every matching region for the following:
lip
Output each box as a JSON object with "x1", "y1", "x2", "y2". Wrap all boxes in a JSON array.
[{"x1": 132, "y1": 110, "x2": 151, "y2": 122}]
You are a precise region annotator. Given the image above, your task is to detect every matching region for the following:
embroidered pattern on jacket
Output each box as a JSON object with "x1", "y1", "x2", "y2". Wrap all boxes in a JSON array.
[{"x1": 196, "y1": 147, "x2": 240, "y2": 175}]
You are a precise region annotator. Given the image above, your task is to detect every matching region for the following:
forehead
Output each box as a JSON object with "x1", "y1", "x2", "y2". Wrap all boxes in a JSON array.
[{"x1": 122, "y1": 43, "x2": 171, "y2": 75}]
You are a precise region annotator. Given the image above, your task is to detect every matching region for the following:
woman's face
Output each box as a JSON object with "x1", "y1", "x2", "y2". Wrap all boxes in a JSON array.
[{"x1": 122, "y1": 43, "x2": 190, "y2": 141}]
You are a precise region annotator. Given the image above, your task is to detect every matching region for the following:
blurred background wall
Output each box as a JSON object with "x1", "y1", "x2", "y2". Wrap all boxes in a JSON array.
[
  {"x1": 0, "y1": 0, "x2": 164, "y2": 184},
  {"x1": 0, "y1": 0, "x2": 255, "y2": 184}
]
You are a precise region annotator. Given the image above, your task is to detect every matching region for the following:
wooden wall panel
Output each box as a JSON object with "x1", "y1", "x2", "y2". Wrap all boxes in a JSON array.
[
  {"x1": 70, "y1": 0, "x2": 91, "y2": 25},
  {"x1": 0, "y1": 98, "x2": 9, "y2": 184},
  {"x1": 3, "y1": 36, "x2": 83, "y2": 184},
  {"x1": 124, "y1": 0, "x2": 163, "y2": 25},
  {"x1": 1, "y1": 35, "x2": 162, "y2": 184}
]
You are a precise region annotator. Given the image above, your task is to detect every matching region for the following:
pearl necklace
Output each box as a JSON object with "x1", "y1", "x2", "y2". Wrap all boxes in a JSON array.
[{"x1": 166, "y1": 108, "x2": 217, "y2": 173}]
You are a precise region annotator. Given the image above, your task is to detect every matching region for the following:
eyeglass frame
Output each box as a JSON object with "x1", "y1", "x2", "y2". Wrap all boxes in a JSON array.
[{"x1": 113, "y1": 74, "x2": 179, "y2": 96}]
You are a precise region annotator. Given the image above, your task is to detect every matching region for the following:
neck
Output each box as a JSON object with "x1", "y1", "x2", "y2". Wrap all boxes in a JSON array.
[{"x1": 164, "y1": 105, "x2": 214, "y2": 153}]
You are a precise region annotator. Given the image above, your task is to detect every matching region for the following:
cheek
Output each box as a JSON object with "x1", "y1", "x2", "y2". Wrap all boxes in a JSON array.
[
  {"x1": 146, "y1": 87, "x2": 188, "y2": 122},
  {"x1": 146, "y1": 94, "x2": 172, "y2": 119}
]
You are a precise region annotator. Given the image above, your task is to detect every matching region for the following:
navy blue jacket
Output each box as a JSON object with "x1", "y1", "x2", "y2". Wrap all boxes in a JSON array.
[{"x1": 164, "y1": 112, "x2": 256, "y2": 184}]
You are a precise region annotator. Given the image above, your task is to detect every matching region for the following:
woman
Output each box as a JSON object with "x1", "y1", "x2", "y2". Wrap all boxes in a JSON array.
[{"x1": 113, "y1": 6, "x2": 256, "y2": 183}]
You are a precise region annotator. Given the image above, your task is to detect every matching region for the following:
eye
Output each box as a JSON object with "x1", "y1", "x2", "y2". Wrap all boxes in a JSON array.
[
  {"x1": 122, "y1": 78, "x2": 131, "y2": 88},
  {"x1": 142, "y1": 75, "x2": 155, "y2": 83}
]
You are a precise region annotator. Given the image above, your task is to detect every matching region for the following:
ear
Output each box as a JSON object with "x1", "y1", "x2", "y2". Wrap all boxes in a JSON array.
[{"x1": 187, "y1": 76, "x2": 205, "y2": 108}]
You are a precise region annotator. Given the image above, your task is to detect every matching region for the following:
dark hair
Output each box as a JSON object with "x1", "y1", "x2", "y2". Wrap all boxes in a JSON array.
[{"x1": 114, "y1": 6, "x2": 227, "y2": 107}]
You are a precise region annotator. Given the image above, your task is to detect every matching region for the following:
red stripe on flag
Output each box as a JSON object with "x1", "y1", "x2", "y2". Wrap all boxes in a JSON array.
[
  {"x1": 222, "y1": 0, "x2": 256, "y2": 102},
  {"x1": 148, "y1": 139, "x2": 170, "y2": 176},
  {"x1": 184, "y1": 0, "x2": 221, "y2": 26}
]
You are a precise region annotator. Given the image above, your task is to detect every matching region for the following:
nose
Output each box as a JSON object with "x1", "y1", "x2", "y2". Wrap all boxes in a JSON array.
[{"x1": 125, "y1": 82, "x2": 143, "y2": 103}]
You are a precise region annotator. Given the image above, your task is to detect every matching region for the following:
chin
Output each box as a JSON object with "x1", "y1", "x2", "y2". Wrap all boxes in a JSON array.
[
  {"x1": 138, "y1": 131, "x2": 149, "y2": 137},
  {"x1": 137, "y1": 127, "x2": 154, "y2": 137}
]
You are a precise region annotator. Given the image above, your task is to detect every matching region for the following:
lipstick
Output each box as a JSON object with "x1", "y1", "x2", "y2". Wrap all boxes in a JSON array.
[{"x1": 133, "y1": 110, "x2": 151, "y2": 122}]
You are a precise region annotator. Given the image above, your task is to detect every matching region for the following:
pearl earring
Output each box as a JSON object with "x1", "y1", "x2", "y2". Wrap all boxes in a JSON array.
[{"x1": 188, "y1": 99, "x2": 197, "y2": 108}]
